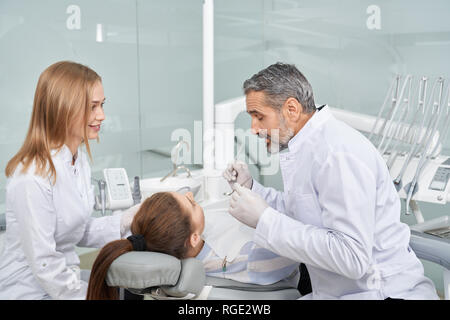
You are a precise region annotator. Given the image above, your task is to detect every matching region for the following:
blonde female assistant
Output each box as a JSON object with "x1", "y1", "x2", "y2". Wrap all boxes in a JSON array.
[{"x1": 0, "y1": 61, "x2": 138, "y2": 299}]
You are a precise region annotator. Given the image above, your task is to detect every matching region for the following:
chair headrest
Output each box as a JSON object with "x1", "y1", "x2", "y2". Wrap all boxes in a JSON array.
[{"x1": 106, "y1": 251, "x2": 205, "y2": 297}]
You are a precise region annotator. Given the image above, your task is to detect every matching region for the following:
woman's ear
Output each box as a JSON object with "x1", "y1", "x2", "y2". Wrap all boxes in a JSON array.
[{"x1": 189, "y1": 232, "x2": 201, "y2": 248}]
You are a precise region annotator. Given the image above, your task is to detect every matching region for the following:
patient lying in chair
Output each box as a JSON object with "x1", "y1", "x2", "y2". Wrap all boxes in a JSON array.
[{"x1": 86, "y1": 191, "x2": 299, "y2": 299}]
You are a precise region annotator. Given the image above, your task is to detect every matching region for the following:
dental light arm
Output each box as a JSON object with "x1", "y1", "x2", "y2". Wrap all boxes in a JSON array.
[{"x1": 214, "y1": 96, "x2": 247, "y2": 171}]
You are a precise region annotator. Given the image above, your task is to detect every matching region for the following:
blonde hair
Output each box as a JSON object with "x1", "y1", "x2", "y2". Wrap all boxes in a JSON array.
[{"x1": 5, "y1": 61, "x2": 102, "y2": 183}]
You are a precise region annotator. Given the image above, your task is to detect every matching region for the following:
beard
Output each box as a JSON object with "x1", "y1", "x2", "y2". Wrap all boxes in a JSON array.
[{"x1": 258, "y1": 114, "x2": 294, "y2": 154}]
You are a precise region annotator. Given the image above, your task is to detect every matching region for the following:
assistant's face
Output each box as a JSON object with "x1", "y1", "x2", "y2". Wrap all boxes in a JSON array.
[
  {"x1": 246, "y1": 90, "x2": 294, "y2": 153},
  {"x1": 70, "y1": 81, "x2": 106, "y2": 143},
  {"x1": 86, "y1": 81, "x2": 106, "y2": 140}
]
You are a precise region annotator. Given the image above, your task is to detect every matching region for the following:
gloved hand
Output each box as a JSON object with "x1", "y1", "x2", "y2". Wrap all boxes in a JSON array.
[
  {"x1": 229, "y1": 183, "x2": 269, "y2": 228},
  {"x1": 120, "y1": 203, "x2": 141, "y2": 237},
  {"x1": 222, "y1": 160, "x2": 253, "y2": 189}
]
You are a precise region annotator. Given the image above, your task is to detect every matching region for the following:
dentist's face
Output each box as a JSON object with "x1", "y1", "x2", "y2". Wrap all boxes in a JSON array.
[{"x1": 246, "y1": 90, "x2": 294, "y2": 153}]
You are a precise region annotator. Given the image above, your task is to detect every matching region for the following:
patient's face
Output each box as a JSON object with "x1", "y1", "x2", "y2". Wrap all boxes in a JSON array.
[{"x1": 172, "y1": 191, "x2": 205, "y2": 235}]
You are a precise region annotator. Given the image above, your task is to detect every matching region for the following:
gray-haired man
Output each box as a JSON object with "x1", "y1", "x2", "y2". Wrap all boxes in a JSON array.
[{"x1": 223, "y1": 62, "x2": 438, "y2": 299}]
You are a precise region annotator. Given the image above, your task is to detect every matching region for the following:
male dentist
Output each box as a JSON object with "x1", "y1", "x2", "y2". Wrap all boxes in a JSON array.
[{"x1": 224, "y1": 62, "x2": 438, "y2": 299}]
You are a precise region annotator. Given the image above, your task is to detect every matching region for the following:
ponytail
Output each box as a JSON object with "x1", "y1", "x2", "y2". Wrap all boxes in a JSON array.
[
  {"x1": 86, "y1": 239, "x2": 133, "y2": 300},
  {"x1": 86, "y1": 191, "x2": 194, "y2": 299}
]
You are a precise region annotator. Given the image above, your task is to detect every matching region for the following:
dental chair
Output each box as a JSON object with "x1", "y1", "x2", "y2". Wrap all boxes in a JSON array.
[
  {"x1": 107, "y1": 230, "x2": 450, "y2": 300},
  {"x1": 106, "y1": 251, "x2": 302, "y2": 300},
  {"x1": 409, "y1": 229, "x2": 450, "y2": 299}
]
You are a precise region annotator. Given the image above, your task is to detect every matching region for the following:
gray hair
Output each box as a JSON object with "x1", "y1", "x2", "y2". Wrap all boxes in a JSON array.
[{"x1": 243, "y1": 62, "x2": 316, "y2": 113}]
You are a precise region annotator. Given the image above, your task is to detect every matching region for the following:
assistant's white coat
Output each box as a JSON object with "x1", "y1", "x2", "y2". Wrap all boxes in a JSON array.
[{"x1": 0, "y1": 145, "x2": 122, "y2": 299}]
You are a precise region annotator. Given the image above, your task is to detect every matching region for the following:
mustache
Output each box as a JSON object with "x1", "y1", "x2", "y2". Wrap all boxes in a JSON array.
[
  {"x1": 258, "y1": 131, "x2": 268, "y2": 139},
  {"x1": 257, "y1": 129, "x2": 281, "y2": 141},
  {"x1": 257, "y1": 127, "x2": 293, "y2": 154}
]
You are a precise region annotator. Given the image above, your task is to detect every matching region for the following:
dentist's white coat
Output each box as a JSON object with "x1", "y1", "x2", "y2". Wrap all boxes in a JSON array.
[
  {"x1": 252, "y1": 106, "x2": 438, "y2": 299},
  {"x1": 0, "y1": 145, "x2": 122, "y2": 300}
]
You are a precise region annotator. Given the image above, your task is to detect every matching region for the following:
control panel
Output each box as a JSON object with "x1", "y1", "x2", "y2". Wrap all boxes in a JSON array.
[
  {"x1": 389, "y1": 155, "x2": 450, "y2": 204},
  {"x1": 103, "y1": 168, "x2": 134, "y2": 210},
  {"x1": 429, "y1": 166, "x2": 450, "y2": 191}
]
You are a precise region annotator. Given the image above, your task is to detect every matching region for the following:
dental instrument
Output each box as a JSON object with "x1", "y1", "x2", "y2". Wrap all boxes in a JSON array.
[
  {"x1": 387, "y1": 77, "x2": 428, "y2": 172},
  {"x1": 222, "y1": 138, "x2": 248, "y2": 196},
  {"x1": 395, "y1": 78, "x2": 440, "y2": 190},
  {"x1": 223, "y1": 176, "x2": 253, "y2": 196},
  {"x1": 376, "y1": 75, "x2": 412, "y2": 153},
  {"x1": 368, "y1": 75, "x2": 401, "y2": 146},
  {"x1": 132, "y1": 176, "x2": 142, "y2": 205},
  {"x1": 392, "y1": 77, "x2": 430, "y2": 191},
  {"x1": 92, "y1": 177, "x2": 107, "y2": 216},
  {"x1": 404, "y1": 78, "x2": 446, "y2": 215},
  {"x1": 98, "y1": 179, "x2": 106, "y2": 216},
  {"x1": 405, "y1": 86, "x2": 450, "y2": 216},
  {"x1": 380, "y1": 75, "x2": 413, "y2": 158},
  {"x1": 429, "y1": 86, "x2": 450, "y2": 159}
]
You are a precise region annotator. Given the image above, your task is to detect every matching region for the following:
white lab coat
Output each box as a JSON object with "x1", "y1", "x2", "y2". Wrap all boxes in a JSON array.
[
  {"x1": 252, "y1": 106, "x2": 439, "y2": 299},
  {"x1": 0, "y1": 145, "x2": 122, "y2": 300}
]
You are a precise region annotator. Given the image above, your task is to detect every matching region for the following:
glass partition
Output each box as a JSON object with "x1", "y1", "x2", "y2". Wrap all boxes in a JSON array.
[{"x1": 137, "y1": 0, "x2": 203, "y2": 178}]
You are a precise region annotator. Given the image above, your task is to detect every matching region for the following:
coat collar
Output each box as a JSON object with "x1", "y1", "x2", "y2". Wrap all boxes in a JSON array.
[
  {"x1": 286, "y1": 105, "x2": 332, "y2": 154},
  {"x1": 52, "y1": 144, "x2": 79, "y2": 166}
]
